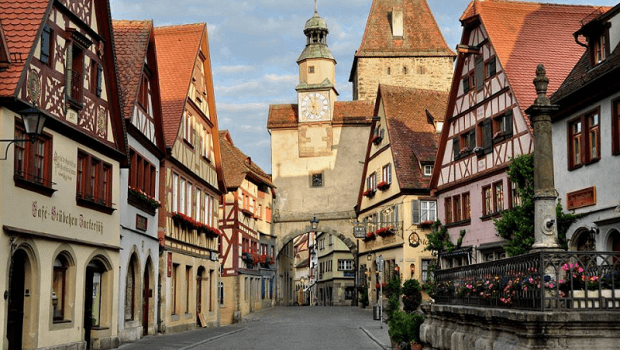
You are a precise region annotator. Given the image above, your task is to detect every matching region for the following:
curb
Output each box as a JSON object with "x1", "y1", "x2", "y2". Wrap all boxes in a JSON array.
[
  {"x1": 178, "y1": 328, "x2": 246, "y2": 350},
  {"x1": 360, "y1": 326, "x2": 391, "y2": 350}
]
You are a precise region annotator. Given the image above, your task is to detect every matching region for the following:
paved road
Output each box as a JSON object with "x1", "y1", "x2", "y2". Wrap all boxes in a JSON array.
[{"x1": 119, "y1": 306, "x2": 391, "y2": 350}]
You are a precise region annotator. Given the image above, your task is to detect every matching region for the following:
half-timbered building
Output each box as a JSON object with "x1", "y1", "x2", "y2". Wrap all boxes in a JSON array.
[
  {"x1": 113, "y1": 19, "x2": 165, "y2": 342},
  {"x1": 349, "y1": 0, "x2": 455, "y2": 102},
  {"x1": 430, "y1": 0, "x2": 606, "y2": 267},
  {"x1": 218, "y1": 130, "x2": 275, "y2": 325},
  {"x1": 550, "y1": 4, "x2": 620, "y2": 254},
  {"x1": 0, "y1": 0, "x2": 127, "y2": 349},
  {"x1": 357, "y1": 84, "x2": 446, "y2": 307},
  {"x1": 154, "y1": 23, "x2": 225, "y2": 333}
]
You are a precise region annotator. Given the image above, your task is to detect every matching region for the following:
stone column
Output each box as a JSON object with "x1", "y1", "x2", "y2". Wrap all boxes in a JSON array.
[{"x1": 525, "y1": 64, "x2": 561, "y2": 251}]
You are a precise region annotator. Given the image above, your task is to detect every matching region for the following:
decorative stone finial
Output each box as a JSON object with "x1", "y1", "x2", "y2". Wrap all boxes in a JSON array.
[
  {"x1": 533, "y1": 63, "x2": 550, "y2": 106},
  {"x1": 314, "y1": 0, "x2": 318, "y2": 14}
]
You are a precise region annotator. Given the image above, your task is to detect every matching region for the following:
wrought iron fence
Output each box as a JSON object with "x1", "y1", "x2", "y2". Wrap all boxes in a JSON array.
[
  {"x1": 363, "y1": 221, "x2": 404, "y2": 239},
  {"x1": 433, "y1": 251, "x2": 620, "y2": 311}
]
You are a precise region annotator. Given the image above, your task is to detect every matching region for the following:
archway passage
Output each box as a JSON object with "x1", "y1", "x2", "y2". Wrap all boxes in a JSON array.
[
  {"x1": 7, "y1": 249, "x2": 28, "y2": 350},
  {"x1": 277, "y1": 228, "x2": 359, "y2": 307},
  {"x1": 196, "y1": 266, "x2": 206, "y2": 324}
]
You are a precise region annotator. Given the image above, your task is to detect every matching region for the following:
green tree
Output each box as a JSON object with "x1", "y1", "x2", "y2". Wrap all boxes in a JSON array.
[{"x1": 494, "y1": 154, "x2": 582, "y2": 256}]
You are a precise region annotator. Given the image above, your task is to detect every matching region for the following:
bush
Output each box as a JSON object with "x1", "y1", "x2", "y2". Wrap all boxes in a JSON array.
[
  {"x1": 388, "y1": 310, "x2": 424, "y2": 344},
  {"x1": 359, "y1": 286, "x2": 369, "y2": 307},
  {"x1": 402, "y1": 279, "x2": 422, "y2": 313},
  {"x1": 385, "y1": 274, "x2": 402, "y2": 320}
]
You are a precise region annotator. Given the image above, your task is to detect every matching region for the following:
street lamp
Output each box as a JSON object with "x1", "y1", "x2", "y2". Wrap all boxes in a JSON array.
[
  {"x1": 351, "y1": 220, "x2": 367, "y2": 307},
  {"x1": 310, "y1": 216, "x2": 319, "y2": 231},
  {"x1": 1, "y1": 106, "x2": 47, "y2": 160}
]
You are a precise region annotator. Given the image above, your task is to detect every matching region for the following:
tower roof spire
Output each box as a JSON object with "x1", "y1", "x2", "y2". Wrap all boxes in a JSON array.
[{"x1": 314, "y1": 0, "x2": 317, "y2": 15}]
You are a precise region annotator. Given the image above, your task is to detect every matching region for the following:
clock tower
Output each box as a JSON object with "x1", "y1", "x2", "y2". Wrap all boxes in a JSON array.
[{"x1": 296, "y1": 2, "x2": 337, "y2": 123}]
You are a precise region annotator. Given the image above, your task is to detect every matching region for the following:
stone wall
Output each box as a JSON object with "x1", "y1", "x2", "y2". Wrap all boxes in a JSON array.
[
  {"x1": 420, "y1": 304, "x2": 620, "y2": 350},
  {"x1": 354, "y1": 56, "x2": 454, "y2": 102}
]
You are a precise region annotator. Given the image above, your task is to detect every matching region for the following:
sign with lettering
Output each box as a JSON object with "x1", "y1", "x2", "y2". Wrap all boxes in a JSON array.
[
  {"x1": 567, "y1": 187, "x2": 596, "y2": 210},
  {"x1": 353, "y1": 225, "x2": 366, "y2": 239},
  {"x1": 32, "y1": 201, "x2": 104, "y2": 234},
  {"x1": 53, "y1": 152, "x2": 76, "y2": 182}
]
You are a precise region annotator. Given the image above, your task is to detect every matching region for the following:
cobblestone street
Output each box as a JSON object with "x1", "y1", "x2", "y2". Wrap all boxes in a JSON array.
[{"x1": 118, "y1": 306, "x2": 390, "y2": 350}]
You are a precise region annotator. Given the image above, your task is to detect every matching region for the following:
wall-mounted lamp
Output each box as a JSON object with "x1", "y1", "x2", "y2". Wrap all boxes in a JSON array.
[
  {"x1": 1, "y1": 106, "x2": 47, "y2": 160},
  {"x1": 310, "y1": 216, "x2": 319, "y2": 231}
]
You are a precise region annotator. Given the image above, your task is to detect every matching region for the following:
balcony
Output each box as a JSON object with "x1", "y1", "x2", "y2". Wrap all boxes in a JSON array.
[{"x1": 431, "y1": 251, "x2": 620, "y2": 311}]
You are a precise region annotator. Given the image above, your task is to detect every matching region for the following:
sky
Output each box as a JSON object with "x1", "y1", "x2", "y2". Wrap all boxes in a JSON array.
[{"x1": 110, "y1": 0, "x2": 617, "y2": 173}]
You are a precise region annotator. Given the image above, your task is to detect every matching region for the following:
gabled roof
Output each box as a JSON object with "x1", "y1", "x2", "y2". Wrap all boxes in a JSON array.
[
  {"x1": 267, "y1": 100, "x2": 374, "y2": 129},
  {"x1": 354, "y1": 0, "x2": 454, "y2": 58},
  {"x1": 0, "y1": 0, "x2": 49, "y2": 97},
  {"x1": 154, "y1": 23, "x2": 204, "y2": 146},
  {"x1": 219, "y1": 130, "x2": 273, "y2": 190},
  {"x1": 380, "y1": 85, "x2": 447, "y2": 190},
  {"x1": 0, "y1": 19, "x2": 12, "y2": 68},
  {"x1": 551, "y1": 4, "x2": 620, "y2": 109},
  {"x1": 460, "y1": 0, "x2": 609, "y2": 113},
  {"x1": 112, "y1": 20, "x2": 151, "y2": 120}
]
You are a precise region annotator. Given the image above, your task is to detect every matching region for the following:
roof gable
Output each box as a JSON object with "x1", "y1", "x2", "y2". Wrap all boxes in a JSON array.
[
  {"x1": 154, "y1": 23, "x2": 204, "y2": 146},
  {"x1": 381, "y1": 85, "x2": 446, "y2": 190},
  {"x1": 0, "y1": 0, "x2": 50, "y2": 97},
  {"x1": 355, "y1": 0, "x2": 454, "y2": 58},
  {"x1": 463, "y1": 0, "x2": 609, "y2": 111},
  {"x1": 219, "y1": 130, "x2": 273, "y2": 190},
  {"x1": 267, "y1": 100, "x2": 373, "y2": 129}
]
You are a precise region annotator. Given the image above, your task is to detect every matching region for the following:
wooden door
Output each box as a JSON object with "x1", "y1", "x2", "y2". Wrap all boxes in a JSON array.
[
  {"x1": 7, "y1": 250, "x2": 26, "y2": 350},
  {"x1": 142, "y1": 267, "x2": 149, "y2": 335}
]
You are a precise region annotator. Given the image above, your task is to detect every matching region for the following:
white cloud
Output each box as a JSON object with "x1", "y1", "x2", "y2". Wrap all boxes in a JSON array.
[
  {"x1": 216, "y1": 65, "x2": 255, "y2": 74},
  {"x1": 264, "y1": 74, "x2": 297, "y2": 83},
  {"x1": 217, "y1": 102, "x2": 269, "y2": 111}
]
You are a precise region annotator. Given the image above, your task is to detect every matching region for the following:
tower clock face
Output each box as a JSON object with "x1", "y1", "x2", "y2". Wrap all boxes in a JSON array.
[{"x1": 300, "y1": 92, "x2": 330, "y2": 121}]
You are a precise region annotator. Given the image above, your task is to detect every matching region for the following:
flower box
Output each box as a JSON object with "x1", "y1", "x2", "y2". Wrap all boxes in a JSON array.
[
  {"x1": 473, "y1": 146, "x2": 485, "y2": 157},
  {"x1": 417, "y1": 221, "x2": 434, "y2": 229},
  {"x1": 363, "y1": 189, "x2": 376, "y2": 198},
  {"x1": 371, "y1": 135, "x2": 383, "y2": 145},
  {"x1": 375, "y1": 226, "x2": 395, "y2": 237},
  {"x1": 377, "y1": 181, "x2": 390, "y2": 191},
  {"x1": 363, "y1": 232, "x2": 376, "y2": 241},
  {"x1": 128, "y1": 187, "x2": 161, "y2": 215},
  {"x1": 570, "y1": 289, "x2": 620, "y2": 309},
  {"x1": 459, "y1": 146, "x2": 471, "y2": 155}
]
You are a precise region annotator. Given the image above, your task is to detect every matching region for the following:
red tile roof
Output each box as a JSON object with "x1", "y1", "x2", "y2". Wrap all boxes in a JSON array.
[
  {"x1": 154, "y1": 23, "x2": 204, "y2": 146},
  {"x1": 112, "y1": 20, "x2": 152, "y2": 120},
  {"x1": 219, "y1": 130, "x2": 273, "y2": 189},
  {"x1": 355, "y1": 0, "x2": 454, "y2": 58},
  {"x1": 461, "y1": 0, "x2": 609, "y2": 113},
  {"x1": 267, "y1": 100, "x2": 373, "y2": 129},
  {"x1": 0, "y1": 0, "x2": 49, "y2": 97},
  {"x1": 380, "y1": 85, "x2": 447, "y2": 190}
]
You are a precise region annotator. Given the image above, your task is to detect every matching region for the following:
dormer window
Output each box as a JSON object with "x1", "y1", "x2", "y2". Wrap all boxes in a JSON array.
[{"x1": 592, "y1": 33, "x2": 608, "y2": 65}]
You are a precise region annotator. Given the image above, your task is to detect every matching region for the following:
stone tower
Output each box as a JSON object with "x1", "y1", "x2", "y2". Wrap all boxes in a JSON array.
[
  {"x1": 296, "y1": 3, "x2": 338, "y2": 123},
  {"x1": 349, "y1": 0, "x2": 456, "y2": 101}
]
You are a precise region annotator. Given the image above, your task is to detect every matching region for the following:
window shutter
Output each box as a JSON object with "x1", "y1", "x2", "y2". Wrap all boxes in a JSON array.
[
  {"x1": 387, "y1": 163, "x2": 392, "y2": 184},
  {"x1": 412, "y1": 200, "x2": 420, "y2": 224},
  {"x1": 504, "y1": 109, "x2": 513, "y2": 137},
  {"x1": 453, "y1": 137, "x2": 460, "y2": 160},
  {"x1": 41, "y1": 25, "x2": 51, "y2": 65},
  {"x1": 475, "y1": 56, "x2": 484, "y2": 90},
  {"x1": 96, "y1": 63, "x2": 103, "y2": 97},
  {"x1": 394, "y1": 204, "x2": 400, "y2": 225},
  {"x1": 483, "y1": 119, "x2": 492, "y2": 153}
]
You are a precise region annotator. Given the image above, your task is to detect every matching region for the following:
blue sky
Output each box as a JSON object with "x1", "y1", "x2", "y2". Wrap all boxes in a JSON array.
[{"x1": 110, "y1": 0, "x2": 617, "y2": 173}]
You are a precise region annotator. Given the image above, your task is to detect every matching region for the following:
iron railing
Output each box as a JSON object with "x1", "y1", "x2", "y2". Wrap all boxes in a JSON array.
[
  {"x1": 432, "y1": 251, "x2": 620, "y2": 311},
  {"x1": 364, "y1": 221, "x2": 404, "y2": 239}
]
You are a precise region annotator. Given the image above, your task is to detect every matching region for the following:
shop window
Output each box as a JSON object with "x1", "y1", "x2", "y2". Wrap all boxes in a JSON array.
[
  {"x1": 52, "y1": 255, "x2": 68, "y2": 321},
  {"x1": 76, "y1": 150, "x2": 113, "y2": 211},
  {"x1": 14, "y1": 124, "x2": 53, "y2": 190},
  {"x1": 568, "y1": 108, "x2": 601, "y2": 169}
]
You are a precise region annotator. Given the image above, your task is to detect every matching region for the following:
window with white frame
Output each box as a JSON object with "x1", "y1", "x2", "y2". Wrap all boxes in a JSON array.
[
  {"x1": 412, "y1": 200, "x2": 436, "y2": 223},
  {"x1": 423, "y1": 165, "x2": 433, "y2": 176},
  {"x1": 179, "y1": 178, "x2": 186, "y2": 214},
  {"x1": 172, "y1": 173, "x2": 179, "y2": 212},
  {"x1": 366, "y1": 172, "x2": 377, "y2": 191},
  {"x1": 421, "y1": 259, "x2": 434, "y2": 283},
  {"x1": 196, "y1": 190, "x2": 201, "y2": 223},
  {"x1": 382, "y1": 163, "x2": 392, "y2": 184},
  {"x1": 187, "y1": 183, "x2": 193, "y2": 217},
  {"x1": 338, "y1": 260, "x2": 353, "y2": 271}
]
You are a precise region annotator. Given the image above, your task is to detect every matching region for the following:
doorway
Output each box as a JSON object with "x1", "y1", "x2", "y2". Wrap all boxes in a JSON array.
[
  {"x1": 142, "y1": 260, "x2": 151, "y2": 335},
  {"x1": 196, "y1": 267, "x2": 205, "y2": 324},
  {"x1": 6, "y1": 249, "x2": 27, "y2": 350},
  {"x1": 84, "y1": 260, "x2": 104, "y2": 350}
]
